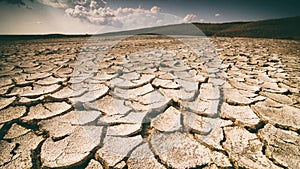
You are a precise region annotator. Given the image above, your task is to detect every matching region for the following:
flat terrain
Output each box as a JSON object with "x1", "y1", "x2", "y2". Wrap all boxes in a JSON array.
[{"x1": 0, "y1": 35, "x2": 299, "y2": 169}]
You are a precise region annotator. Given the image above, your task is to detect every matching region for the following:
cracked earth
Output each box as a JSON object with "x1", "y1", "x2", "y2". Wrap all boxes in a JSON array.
[{"x1": 0, "y1": 35, "x2": 299, "y2": 169}]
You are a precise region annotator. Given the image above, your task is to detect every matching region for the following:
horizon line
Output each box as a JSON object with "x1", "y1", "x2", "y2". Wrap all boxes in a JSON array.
[{"x1": 0, "y1": 16, "x2": 298, "y2": 36}]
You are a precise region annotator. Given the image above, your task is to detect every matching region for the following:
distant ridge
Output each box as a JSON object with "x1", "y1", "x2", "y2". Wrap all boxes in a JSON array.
[
  {"x1": 1, "y1": 16, "x2": 299, "y2": 40},
  {"x1": 0, "y1": 34, "x2": 91, "y2": 40},
  {"x1": 100, "y1": 16, "x2": 300, "y2": 40}
]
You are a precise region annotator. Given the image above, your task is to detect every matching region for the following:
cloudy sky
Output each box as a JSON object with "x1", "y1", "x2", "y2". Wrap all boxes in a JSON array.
[{"x1": 0, "y1": 0, "x2": 299, "y2": 34}]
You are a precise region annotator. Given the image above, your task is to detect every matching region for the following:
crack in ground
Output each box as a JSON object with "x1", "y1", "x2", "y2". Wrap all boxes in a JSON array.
[
  {"x1": 30, "y1": 139, "x2": 45, "y2": 169},
  {"x1": 251, "y1": 104, "x2": 299, "y2": 133},
  {"x1": 244, "y1": 121, "x2": 265, "y2": 133},
  {"x1": 138, "y1": 99, "x2": 181, "y2": 139},
  {"x1": 113, "y1": 142, "x2": 144, "y2": 168},
  {"x1": 148, "y1": 138, "x2": 170, "y2": 169},
  {"x1": 0, "y1": 142, "x2": 20, "y2": 168},
  {"x1": 54, "y1": 126, "x2": 108, "y2": 169},
  {"x1": 216, "y1": 85, "x2": 224, "y2": 117},
  {"x1": 220, "y1": 127, "x2": 236, "y2": 169},
  {"x1": 0, "y1": 122, "x2": 13, "y2": 140},
  {"x1": 256, "y1": 127, "x2": 288, "y2": 169}
]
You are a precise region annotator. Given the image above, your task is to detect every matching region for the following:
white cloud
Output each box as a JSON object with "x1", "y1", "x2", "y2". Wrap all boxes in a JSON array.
[
  {"x1": 37, "y1": 0, "x2": 70, "y2": 8},
  {"x1": 64, "y1": 2, "x2": 184, "y2": 30},
  {"x1": 183, "y1": 14, "x2": 197, "y2": 23},
  {"x1": 37, "y1": 0, "x2": 198, "y2": 31},
  {"x1": 65, "y1": 5, "x2": 123, "y2": 27},
  {"x1": 215, "y1": 13, "x2": 221, "y2": 17},
  {"x1": 37, "y1": 0, "x2": 106, "y2": 9},
  {"x1": 150, "y1": 6, "x2": 161, "y2": 13}
]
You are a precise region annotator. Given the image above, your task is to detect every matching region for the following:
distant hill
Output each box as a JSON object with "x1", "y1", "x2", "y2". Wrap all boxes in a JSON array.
[
  {"x1": 0, "y1": 34, "x2": 91, "y2": 40},
  {"x1": 211, "y1": 16, "x2": 300, "y2": 39},
  {"x1": 100, "y1": 16, "x2": 300, "y2": 40},
  {"x1": 0, "y1": 16, "x2": 299, "y2": 40}
]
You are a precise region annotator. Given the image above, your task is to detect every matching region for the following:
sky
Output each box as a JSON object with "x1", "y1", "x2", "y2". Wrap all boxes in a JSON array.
[{"x1": 0, "y1": 0, "x2": 299, "y2": 34}]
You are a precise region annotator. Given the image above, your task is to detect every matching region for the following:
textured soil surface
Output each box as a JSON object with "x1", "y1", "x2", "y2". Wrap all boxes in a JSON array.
[{"x1": 0, "y1": 35, "x2": 299, "y2": 169}]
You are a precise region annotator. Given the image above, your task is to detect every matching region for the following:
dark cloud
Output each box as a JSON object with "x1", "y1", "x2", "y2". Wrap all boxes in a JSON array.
[
  {"x1": 0, "y1": 0, "x2": 25, "y2": 5},
  {"x1": 0, "y1": 0, "x2": 34, "y2": 8}
]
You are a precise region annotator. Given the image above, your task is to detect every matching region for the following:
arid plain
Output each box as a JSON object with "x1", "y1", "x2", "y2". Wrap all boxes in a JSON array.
[{"x1": 0, "y1": 35, "x2": 299, "y2": 169}]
